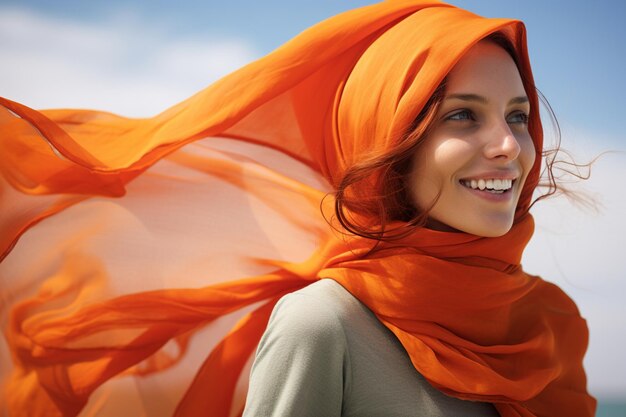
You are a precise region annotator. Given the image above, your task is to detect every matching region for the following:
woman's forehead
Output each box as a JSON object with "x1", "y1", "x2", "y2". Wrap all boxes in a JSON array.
[{"x1": 444, "y1": 41, "x2": 526, "y2": 99}]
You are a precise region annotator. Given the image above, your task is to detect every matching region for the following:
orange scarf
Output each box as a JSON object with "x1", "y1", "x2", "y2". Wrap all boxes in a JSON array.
[{"x1": 0, "y1": 1, "x2": 595, "y2": 416}]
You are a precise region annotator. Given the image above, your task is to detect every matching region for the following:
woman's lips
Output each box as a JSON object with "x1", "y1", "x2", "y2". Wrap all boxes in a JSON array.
[
  {"x1": 461, "y1": 178, "x2": 513, "y2": 192},
  {"x1": 459, "y1": 179, "x2": 516, "y2": 202}
]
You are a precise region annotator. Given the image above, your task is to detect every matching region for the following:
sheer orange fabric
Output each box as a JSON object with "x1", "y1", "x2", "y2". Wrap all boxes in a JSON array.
[{"x1": 0, "y1": 1, "x2": 595, "y2": 416}]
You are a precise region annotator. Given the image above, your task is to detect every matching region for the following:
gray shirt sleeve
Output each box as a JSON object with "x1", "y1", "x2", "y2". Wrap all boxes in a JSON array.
[{"x1": 242, "y1": 292, "x2": 351, "y2": 417}]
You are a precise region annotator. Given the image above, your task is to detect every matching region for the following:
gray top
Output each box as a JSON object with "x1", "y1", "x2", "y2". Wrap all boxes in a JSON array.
[{"x1": 242, "y1": 279, "x2": 499, "y2": 417}]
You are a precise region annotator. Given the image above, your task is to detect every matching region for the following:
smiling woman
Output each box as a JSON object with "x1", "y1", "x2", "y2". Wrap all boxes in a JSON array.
[{"x1": 0, "y1": 1, "x2": 597, "y2": 417}]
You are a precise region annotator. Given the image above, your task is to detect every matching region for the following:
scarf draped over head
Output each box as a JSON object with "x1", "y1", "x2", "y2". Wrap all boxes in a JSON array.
[{"x1": 0, "y1": 1, "x2": 595, "y2": 416}]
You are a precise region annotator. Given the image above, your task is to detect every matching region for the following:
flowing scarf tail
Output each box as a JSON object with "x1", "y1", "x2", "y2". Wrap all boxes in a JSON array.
[
  {"x1": 3, "y1": 267, "x2": 311, "y2": 416},
  {"x1": 1, "y1": 101, "x2": 331, "y2": 415}
]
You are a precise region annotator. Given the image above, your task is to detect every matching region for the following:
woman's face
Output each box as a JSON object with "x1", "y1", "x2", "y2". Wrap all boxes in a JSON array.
[{"x1": 408, "y1": 40, "x2": 535, "y2": 237}]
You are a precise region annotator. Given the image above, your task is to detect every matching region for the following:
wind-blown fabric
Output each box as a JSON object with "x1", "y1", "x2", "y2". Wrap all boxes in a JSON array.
[{"x1": 0, "y1": 1, "x2": 595, "y2": 416}]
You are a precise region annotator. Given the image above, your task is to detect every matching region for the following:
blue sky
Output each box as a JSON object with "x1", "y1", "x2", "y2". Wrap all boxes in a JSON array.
[{"x1": 1, "y1": 0, "x2": 625, "y2": 402}]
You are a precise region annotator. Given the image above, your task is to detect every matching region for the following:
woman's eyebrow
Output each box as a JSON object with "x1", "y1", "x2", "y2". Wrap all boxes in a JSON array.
[
  {"x1": 445, "y1": 93, "x2": 529, "y2": 105},
  {"x1": 508, "y1": 96, "x2": 530, "y2": 105}
]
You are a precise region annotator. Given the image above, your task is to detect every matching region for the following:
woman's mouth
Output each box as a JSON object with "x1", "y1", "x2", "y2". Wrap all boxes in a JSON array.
[{"x1": 459, "y1": 178, "x2": 514, "y2": 194}]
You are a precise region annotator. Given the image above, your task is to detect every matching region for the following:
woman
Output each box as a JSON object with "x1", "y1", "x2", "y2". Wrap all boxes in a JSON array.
[
  {"x1": 242, "y1": 35, "x2": 537, "y2": 417},
  {"x1": 0, "y1": 1, "x2": 595, "y2": 416}
]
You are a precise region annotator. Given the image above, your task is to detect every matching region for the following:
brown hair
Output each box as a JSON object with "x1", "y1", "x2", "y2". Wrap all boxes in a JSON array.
[{"x1": 330, "y1": 79, "x2": 446, "y2": 242}]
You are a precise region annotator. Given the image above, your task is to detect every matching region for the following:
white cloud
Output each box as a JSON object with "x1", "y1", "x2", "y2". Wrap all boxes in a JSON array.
[{"x1": 0, "y1": 6, "x2": 260, "y2": 117}]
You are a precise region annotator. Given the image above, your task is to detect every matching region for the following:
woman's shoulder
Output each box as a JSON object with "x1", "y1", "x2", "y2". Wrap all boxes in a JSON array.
[
  {"x1": 267, "y1": 279, "x2": 405, "y2": 366},
  {"x1": 245, "y1": 282, "x2": 352, "y2": 417},
  {"x1": 269, "y1": 279, "x2": 372, "y2": 337}
]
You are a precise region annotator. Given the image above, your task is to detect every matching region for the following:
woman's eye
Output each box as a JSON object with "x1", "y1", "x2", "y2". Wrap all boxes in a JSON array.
[
  {"x1": 447, "y1": 110, "x2": 474, "y2": 121},
  {"x1": 508, "y1": 111, "x2": 529, "y2": 124}
]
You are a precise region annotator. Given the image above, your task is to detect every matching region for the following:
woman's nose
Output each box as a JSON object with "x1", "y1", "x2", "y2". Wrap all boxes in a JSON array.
[{"x1": 482, "y1": 120, "x2": 522, "y2": 161}]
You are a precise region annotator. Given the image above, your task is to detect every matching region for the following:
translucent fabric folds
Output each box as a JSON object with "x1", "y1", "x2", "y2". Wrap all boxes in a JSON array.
[{"x1": 0, "y1": 1, "x2": 595, "y2": 416}]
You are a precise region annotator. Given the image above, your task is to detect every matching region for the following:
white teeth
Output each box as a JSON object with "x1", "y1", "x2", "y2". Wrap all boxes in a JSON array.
[{"x1": 461, "y1": 178, "x2": 513, "y2": 192}]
